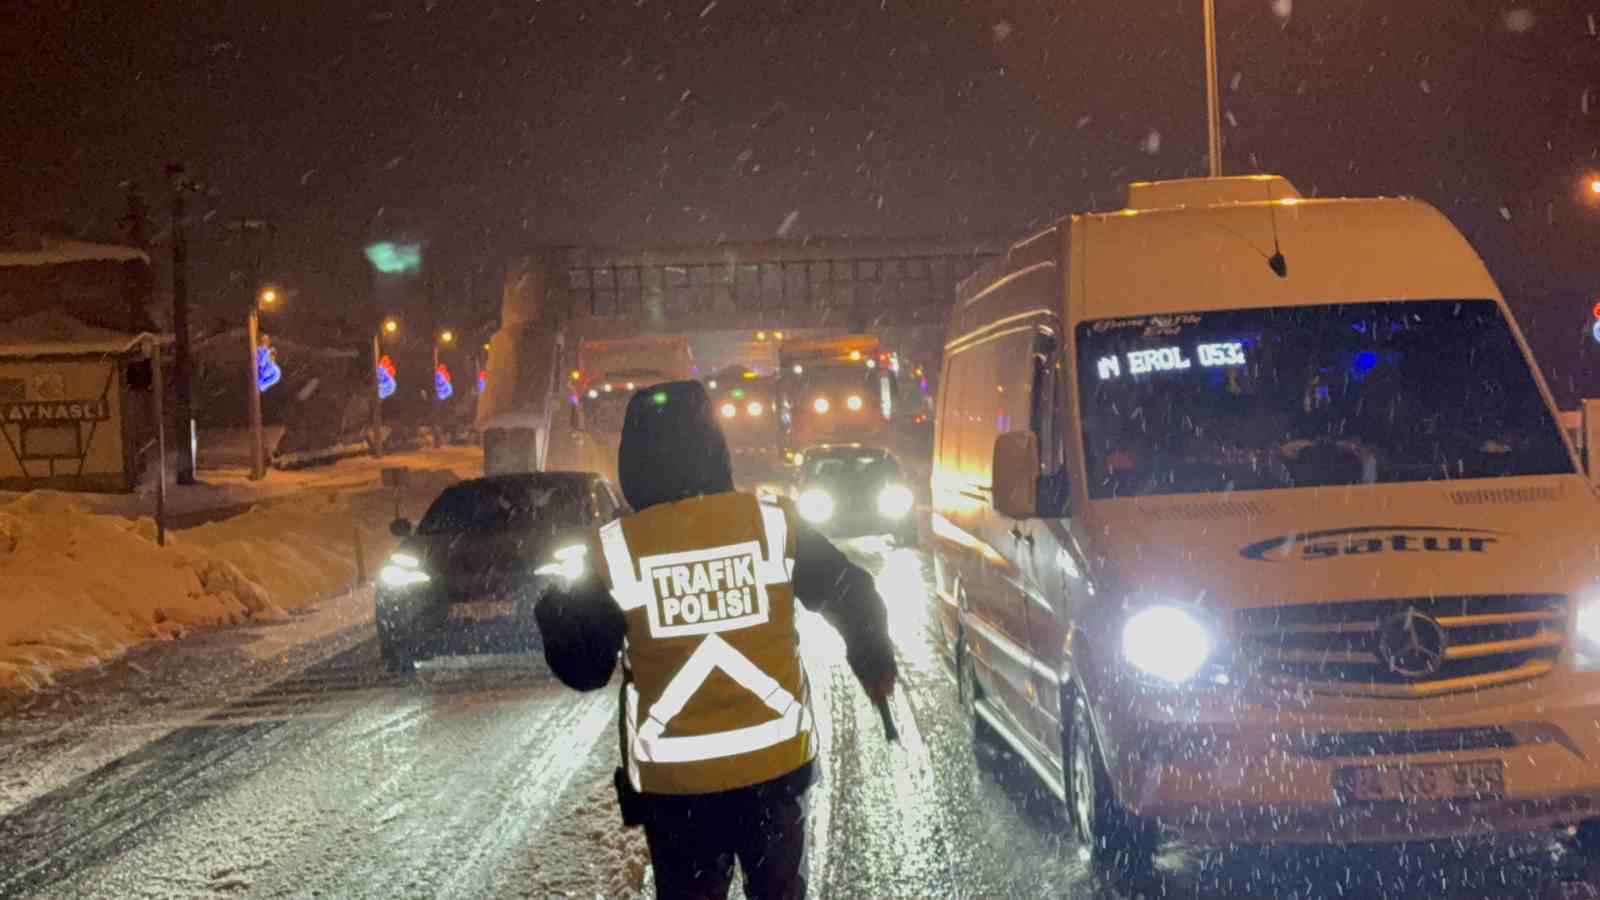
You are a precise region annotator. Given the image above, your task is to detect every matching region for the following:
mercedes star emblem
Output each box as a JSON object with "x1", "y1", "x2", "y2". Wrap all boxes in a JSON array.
[{"x1": 1376, "y1": 608, "x2": 1449, "y2": 678}]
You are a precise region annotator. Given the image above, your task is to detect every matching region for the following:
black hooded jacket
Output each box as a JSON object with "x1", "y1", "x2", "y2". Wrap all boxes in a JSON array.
[{"x1": 535, "y1": 381, "x2": 897, "y2": 789}]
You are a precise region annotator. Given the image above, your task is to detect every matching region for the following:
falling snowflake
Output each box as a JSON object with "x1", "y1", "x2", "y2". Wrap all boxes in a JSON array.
[
  {"x1": 1419, "y1": 80, "x2": 1432, "y2": 95},
  {"x1": 1075, "y1": 115, "x2": 1092, "y2": 129},
  {"x1": 777, "y1": 210, "x2": 800, "y2": 237},
  {"x1": 993, "y1": 20, "x2": 1013, "y2": 42},
  {"x1": 1503, "y1": 8, "x2": 1535, "y2": 33},
  {"x1": 1140, "y1": 130, "x2": 1162, "y2": 155},
  {"x1": 700, "y1": 0, "x2": 717, "y2": 18},
  {"x1": 1270, "y1": 0, "x2": 1292, "y2": 21},
  {"x1": 1499, "y1": 205, "x2": 1512, "y2": 221},
  {"x1": 1230, "y1": 72, "x2": 1242, "y2": 91}
]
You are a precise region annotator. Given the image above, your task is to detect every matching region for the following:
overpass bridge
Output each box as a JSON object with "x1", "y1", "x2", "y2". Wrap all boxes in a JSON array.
[{"x1": 517, "y1": 235, "x2": 1010, "y2": 367}]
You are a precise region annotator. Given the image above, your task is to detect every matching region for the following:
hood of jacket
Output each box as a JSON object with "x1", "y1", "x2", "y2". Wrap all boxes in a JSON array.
[{"x1": 617, "y1": 379, "x2": 735, "y2": 511}]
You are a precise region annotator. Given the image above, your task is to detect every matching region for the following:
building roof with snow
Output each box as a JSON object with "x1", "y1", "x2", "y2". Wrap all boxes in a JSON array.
[
  {"x1": 0, "y1": 310, "x2": 165, "y2": 359},
  {"x1": 0, "y1": 239, "x2": 150, "y2": 269}
]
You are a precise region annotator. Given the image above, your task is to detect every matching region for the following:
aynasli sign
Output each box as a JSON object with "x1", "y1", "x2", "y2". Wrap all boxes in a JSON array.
[{"x1": 1, "y1": 399, "x2": 110, "y2": 423}]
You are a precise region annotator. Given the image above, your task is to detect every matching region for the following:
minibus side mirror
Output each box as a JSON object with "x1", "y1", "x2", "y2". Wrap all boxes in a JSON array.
[
  {"x1": 992, "y1": 432, "x2": 1039, "y2": 519},
  {"x1": 1583, "y1": 398, "x2": 1600, "y2": 488}
]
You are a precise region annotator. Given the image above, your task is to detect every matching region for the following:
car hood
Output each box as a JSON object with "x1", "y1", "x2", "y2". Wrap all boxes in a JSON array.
[{"x1": 1079, "y1": 477, "x2": 1600, "y2": 612}]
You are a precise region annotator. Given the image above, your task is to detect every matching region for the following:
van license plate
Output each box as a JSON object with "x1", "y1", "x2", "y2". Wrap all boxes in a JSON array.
[
  {"x1": 1335, "y1": 760, "x2": 1504, "y2": 803},
  {"x1": 448, "y1": 600, "x2": 516, "y2": 622}
]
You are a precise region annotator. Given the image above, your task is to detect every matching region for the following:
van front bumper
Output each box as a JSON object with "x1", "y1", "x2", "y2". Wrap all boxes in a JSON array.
[{"x1": 1091, "y1": 668, "x2": 1600, "y2": 845}]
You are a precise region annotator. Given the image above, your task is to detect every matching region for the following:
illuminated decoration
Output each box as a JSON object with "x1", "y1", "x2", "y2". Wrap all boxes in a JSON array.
[
  {"x1": 475, "y1": 370, "x2": 487, "y2": 395},
  {"x1": 383, "y1": 318, "x2": 400, "y2": 335},
  {"x1": 731, "y1": 388, "x2": 746, "y2": 399},
  {"x1": 434, "y1": 363, "x2": 454, "y2": 401},
  {"x1": 1098, "y1": 341, "x2": 1247, "y2": 380},
  {"x1": 1352, "y1": 350, "x2": 1379, "y2": 374},
  {"x1": 1592, "y1": 320, "x2": 1600, "y2": 346},
  {"x1": 376, "y1": 355, "x2": 397, "y2": 399},
  {"x1": 571, "y1": 370, "x2": 581, "y2": 381},
  {"x1": 849, "y1": 350, "x2": 862, "y2": 361},
  {"x1": 653, "y1": 391, "x2": 669, "y2": 407},
  {"x1": 364, "y1": 241, "x2": 422, "y2": 275},
  {"x1": 741, "y1": 371, "x2": 758, "y2": 380},
  {"x1": 256, "y1": 343, "x2": 282, "y2": 392}
]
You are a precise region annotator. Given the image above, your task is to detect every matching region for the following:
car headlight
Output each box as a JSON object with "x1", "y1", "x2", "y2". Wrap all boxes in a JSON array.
[
  {"x1": 877, "y1": 484, "x2": 914, "y2": 518},
  {"x1": 720, "y1": 402, "x2": 738, "y2": 419},
  {"x1": 1577, "y1": 595, "x2": 1600, "y2": 669},
  {"x1": 746, "y1": 401, "x2": 764, "y2": 416},
  {"x1": 535, "y1": 544, "x2": 589, "y2": 580},
  {"x1": 379, "y1": 552, "x2": 431, "y2": 588},
  {"x1": 797, "y1": 488, "x2": 835, "y2": 524},
  {"x1": 812, "y1": 397, "x2": 830, "y2": 414},
  {"x1": 1121, "y1": 605, "x2": 1213, "y2": 683},
  {"x1": 846, "y1": 394, "x2": 864, "y2": 412}
]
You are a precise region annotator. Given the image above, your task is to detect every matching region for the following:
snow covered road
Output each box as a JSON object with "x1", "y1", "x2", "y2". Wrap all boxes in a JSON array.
[{"x1": 1, "y1": 541, "x2": 1597, "y2": 899}]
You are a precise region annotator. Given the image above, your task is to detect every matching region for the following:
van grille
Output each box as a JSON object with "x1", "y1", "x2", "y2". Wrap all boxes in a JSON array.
[{"x1": 1237, "y1": 594, "x2": 1567, "y2": 697}]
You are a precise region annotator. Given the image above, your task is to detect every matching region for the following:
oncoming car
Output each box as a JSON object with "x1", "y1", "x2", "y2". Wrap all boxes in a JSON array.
[
  {"x1": 789, "y1": 444, "x2": 917, "y2": 545},
  {"x1": 376, "y1": 471, "x2": 622, "y2": 673}
]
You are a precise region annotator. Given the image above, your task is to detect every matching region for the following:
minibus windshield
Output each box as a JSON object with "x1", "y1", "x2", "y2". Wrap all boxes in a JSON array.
[{"x1": 1075, "y1": 299, "x2": 1573, "y2": 499}]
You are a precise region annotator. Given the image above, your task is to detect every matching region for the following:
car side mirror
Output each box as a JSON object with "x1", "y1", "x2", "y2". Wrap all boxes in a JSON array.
[
  {"x1": 992, "y1": 432, "x2": 1040, "y2": 519},
  {"x1": 389, "y1": 518, "x2": 413, "y2": 537},
  {"x1": 1583, "y1": 398, "x2": 1600, "y2": 488}
]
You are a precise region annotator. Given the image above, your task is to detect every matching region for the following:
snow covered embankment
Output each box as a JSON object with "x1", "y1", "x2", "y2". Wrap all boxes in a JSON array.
[{"x1": 0, "y1": 465, "x2": 466, "y2": 694}]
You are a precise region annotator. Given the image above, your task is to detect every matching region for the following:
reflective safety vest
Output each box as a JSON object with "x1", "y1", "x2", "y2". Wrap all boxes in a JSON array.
[{"x1": 594, "y1": 491, "x2": 814, "y2": 795}]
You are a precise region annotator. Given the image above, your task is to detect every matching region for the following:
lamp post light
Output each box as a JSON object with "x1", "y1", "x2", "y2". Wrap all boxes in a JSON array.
[
  {"x1": 245, "y1": 286, "x2": 281, "y2": 481},
  {"x1": 372, "y1": 317, "x2": 399, "y2": 458}
]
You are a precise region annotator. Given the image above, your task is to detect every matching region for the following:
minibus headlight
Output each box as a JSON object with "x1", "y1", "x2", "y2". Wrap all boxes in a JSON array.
[
  {"x1": 747, "y1": 401, "x2": 764, "y2": 416},
  {"x1": 846, "y1": 395, "x2": 864, "y2": 412},
  {"x1": 1577, "y1": 595, "x2": 1600, "y2": 669},
  {"x1": 720, "y1": 402, "x2": 738, "y2": 419},
  {"x1": 798, "y1": 488, "x2": 835, "y2": 524},
  {"x1": 1122, "y1": 605, "x2": 1213, "y2": 683},
  {"x1": 813, "y1": 397, "x2": 831, "y2": 414}
]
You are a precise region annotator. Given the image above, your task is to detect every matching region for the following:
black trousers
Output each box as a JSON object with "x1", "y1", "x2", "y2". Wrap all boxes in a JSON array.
[{"x1": 640, "y1": 779, "x2": 809, "y2": 900}]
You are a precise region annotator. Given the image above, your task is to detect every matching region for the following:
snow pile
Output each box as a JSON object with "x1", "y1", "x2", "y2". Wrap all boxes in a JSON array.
[{"x1": 0, "y1": 462, "x2": 469, "y2": 694}]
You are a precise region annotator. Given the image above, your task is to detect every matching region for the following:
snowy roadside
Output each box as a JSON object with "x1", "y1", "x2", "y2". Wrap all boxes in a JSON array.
[{"x1": 0, "y1": 446, "x2": 482, "y2": 695}]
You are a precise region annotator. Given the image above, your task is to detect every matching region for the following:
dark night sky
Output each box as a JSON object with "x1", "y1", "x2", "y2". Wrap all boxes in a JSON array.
[{"x1": 4, "y1": 0, "x2": 1597, "y2": 395}]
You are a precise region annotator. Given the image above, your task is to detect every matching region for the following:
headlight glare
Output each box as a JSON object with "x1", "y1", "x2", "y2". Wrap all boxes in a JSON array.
[
  {"x1": 846, "y1": 394, "x2": 864, "y2": 412},
  {"x1": 380, "y1": 564, "x2": 431, "y2": 588},
  {"x1": 797, "y1": 488, "x2": 835, "y2": 524},
  {"x1": 1122, "y1": 605, "x2": 1212, "y2": 683},
  {"x1": 812, "y1": 396, "x2": 831, "y2": 414},
  {"x1": 877, "y1": 484, "x2": 914, "y2": 518},
  {"x1": 746, "y1": 401, "x2": 764, "y2": 416},
  {"x1": 1577, "y1": 596, "x2": 1600, "y2": 667},
  {"x1": 720, "y1": 402, "x2": 737, "y2": 419}
]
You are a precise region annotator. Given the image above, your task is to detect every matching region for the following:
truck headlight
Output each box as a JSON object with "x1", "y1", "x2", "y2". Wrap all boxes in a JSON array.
[
  {"x1": 380, "y1": 552, "x2": 431, "y2": 588},
  {"x1": 1122, "y1": 605, "x2": 1213, "y2": 683},
  {"x1": 877, "y1": 484, "x2": 914, "y2": 519},
  {"x1": 798, "y1": 488, "x2": 835, "y2": 523}
]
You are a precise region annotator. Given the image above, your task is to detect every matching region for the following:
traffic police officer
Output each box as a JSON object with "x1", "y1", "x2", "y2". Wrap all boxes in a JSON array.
[{"x1": 536, "y1": 379, "x2": 897, "y2": 900}]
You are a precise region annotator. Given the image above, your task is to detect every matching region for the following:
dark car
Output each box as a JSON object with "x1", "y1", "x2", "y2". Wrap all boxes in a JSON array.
[
  {"x1": 375, "y1": 471, "x2": 624, "y2": 673},
  {"x1": 788, "y1": 444, "x2": 917, "y2": 545}
]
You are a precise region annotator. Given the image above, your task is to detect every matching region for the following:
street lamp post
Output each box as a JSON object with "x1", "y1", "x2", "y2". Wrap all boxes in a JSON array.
[
  {"x1": 246, "y1": 290, "x2": 273, "y2": 481},
  {"x1": 1202, "y1": 0, "x2": 1223, "y2": 177},
  {"x1": 372, "y1": 317, "x2": 398, "y2": 459}
]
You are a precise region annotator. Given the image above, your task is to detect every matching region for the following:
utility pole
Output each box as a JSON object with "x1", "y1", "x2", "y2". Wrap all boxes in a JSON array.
[
  {"x1": 165, "y1": 164, "x2": 198, "y2": 484},
  {"x1": 1202, "y1": 0, "x2": 1223, "y2": 177},
  {"x1": 371, "y1": 332, "x2": 386, "y2": 459}
]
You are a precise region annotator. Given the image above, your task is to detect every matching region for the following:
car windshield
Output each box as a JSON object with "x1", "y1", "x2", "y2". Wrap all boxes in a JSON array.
[
  {"x1": 803, "y1": 453, "x2": 899, "y2": 483},
  {"x1": 1076, "y1": 299, "x2": 1574, "y2": 499},
  {"x1": 416, "y1": 478, "x2": 585, "y2": 534}
]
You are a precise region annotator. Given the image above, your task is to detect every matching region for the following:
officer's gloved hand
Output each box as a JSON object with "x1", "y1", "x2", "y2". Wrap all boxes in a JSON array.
[{"x1": 851, "y1": 651, "x2": 898, "y2": 705}]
